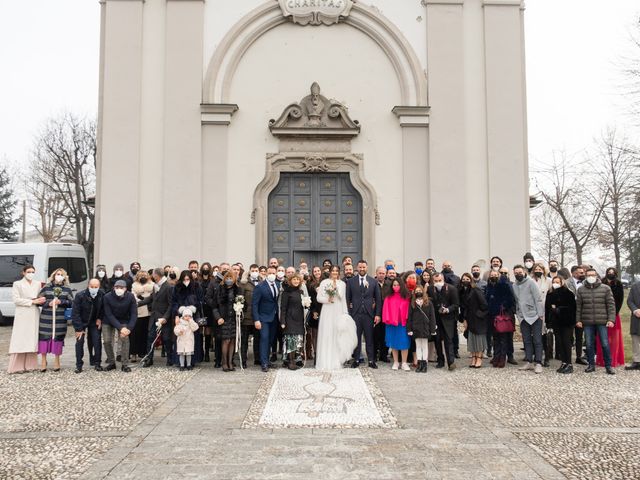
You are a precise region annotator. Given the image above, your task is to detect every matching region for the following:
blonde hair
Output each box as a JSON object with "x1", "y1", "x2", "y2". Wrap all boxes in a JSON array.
[{"x1": 48, "y1": 268, "x2": 69, "y2": 285}]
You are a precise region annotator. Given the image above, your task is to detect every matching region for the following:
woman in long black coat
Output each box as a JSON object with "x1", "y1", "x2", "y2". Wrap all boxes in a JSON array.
[
  {"x1": 280, "y1": 274, "x2": 306, "y2": 370},
  {"x1": 459, "y1": 273, "x2": 489, "y2": 368},
  {"x1": 213, "y1": 271, "x2": 242, "y2": 372},
  {"x1": 171, "y1": 270, "x2": 204, "y2": 367},
  {"x1": 545, "y1": 276, "x2": 576, "y2": 373}
]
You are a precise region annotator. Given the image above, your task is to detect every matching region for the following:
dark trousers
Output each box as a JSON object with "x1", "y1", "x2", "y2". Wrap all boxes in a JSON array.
[
  {"x1": 574, "y1": 326, "x2": 584, "y2": 360},
  {"x1": 493, "y1": 332, "x2": 510, "y2": 359},
  {"x1": 507, "y1": 332, "x2": 515, "y2": 358},
  {"x1": 146, "y1": 319, "x2": 160, "y2": 362},
  {"x1": 556, "y1": 325, "x2": 573, "y2": 365},
  {"x1": 486, "y1": 321, "x2": 494, "y2": 354},
  {"x1": 352, "y1": 312, "x2": 375, "y2": 361},
  {"x1": 241, "y1": 325, "x2": 260, "y2": 365},
  {"x1": 259, "y1": 321, "x2": 278, "y2": 367},
  {"x1": 453, "y1": 329, "x2": 459, "y2": 356},
  {"x1": 435, "y1": 320, "x2": 456, "y2": 366},
  {"x1": 75, "y1": 325, "x2": 102, "y2": 369},
  {"x1": 584, "y1": 324, "x2": 611, "y2": 367},
  {"x1": 374, "y1": 321, "x2": 388, "y2": 361}
]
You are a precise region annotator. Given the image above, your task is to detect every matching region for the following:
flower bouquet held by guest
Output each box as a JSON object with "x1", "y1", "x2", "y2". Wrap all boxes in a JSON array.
[
  {"x1": 213, "y1": 271, "x2": 242, "y2": 372},
  {"x1": 38, "y1": 268, "x2": 74, "y2": 372},
  {"x1": 280, "y1": 274, "x2": 306, "y2": 370},
  {"x1": 174, "y1": 306, "x2": 199, "y2": 371},
  {"x1": 7, "y1": 265, "x2": 46, "y2": 374}
]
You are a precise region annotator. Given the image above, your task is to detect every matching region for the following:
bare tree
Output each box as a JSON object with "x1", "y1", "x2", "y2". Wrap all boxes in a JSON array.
[
  {"x1": 27, "y1": 176, "x2": 72, "y2": 242},
  {"x1": 623, "y1": 191, "x2": 640, "y2": 275},
  {"x1": 536, "y1": 152, "x2": 607, "y2": 265},
  {"x1": 531, "y1": 202, "x2": 574, "y2": 266},
  {"x1": 593, "y1": 129, "x2": 640, "y2": 272},
  {"x1": 30, "y1": 113, "x2": 96, "y2": 266}
]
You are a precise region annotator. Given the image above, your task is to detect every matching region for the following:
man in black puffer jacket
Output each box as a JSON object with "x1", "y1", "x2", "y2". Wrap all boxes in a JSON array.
[{"x1": 576, "y1": 268, "x2": 615, "y2": 374}]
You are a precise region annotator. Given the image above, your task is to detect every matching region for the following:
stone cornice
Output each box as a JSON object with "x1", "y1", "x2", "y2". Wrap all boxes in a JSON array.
[
  {"x1": 392, "y1": 106, "x2": 430, "y2": 127},
  {"x1": 423, "y1": 0, "x2": 464, "y2": 5},
  {"x1": 201, "y1": 104, "x2": 238, "y2": 125}
]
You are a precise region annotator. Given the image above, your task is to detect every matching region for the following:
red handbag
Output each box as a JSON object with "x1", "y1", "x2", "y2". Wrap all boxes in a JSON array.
[{"x1": 494, "y1": 308, "x2": 515, "y2": 333}]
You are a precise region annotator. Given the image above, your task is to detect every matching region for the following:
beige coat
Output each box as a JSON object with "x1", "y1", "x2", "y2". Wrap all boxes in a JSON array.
[
  {"x1": 173, "y1": 318, "x2": 199, "y2": 354},
  {"x1": 9, "y1": 278, "x2": 41, "y2": 354},
  {"x1": 132, "y1": 281, "x2": 154, "y2": 318}
]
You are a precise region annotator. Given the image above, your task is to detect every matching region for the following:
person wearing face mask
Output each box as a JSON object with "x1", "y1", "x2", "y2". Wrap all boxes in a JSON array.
[
  {"x1": 402, "y1": 272, "x2": 420, "y2": 367},
  {"x1": 72, "y1": 278, "x2": 105, "y2": 373},
  {"x1": 414, "y1": 262, "x2": 424, "y2": 277},
  {"x1": 213, "y1": 271, "x2": 242, "y2": 372},
  {"x1": 523, "y1": 253, "x2": 535, "y2": 276},
  {"x1": 441, "y1": 261, "x2": 460, "y2": 287},
  {"x1": 566, "y1": 266, "x2": 587, "y2": 364},
  {"x1": 198, "y1": 262, "x2": 214, "y2": 363},
  {"x1": 206, "y1": 263, "x2": 230, "y2": 368},
  {"x1": 102, "y1": 280, "x2": 137, "y2": 372},
  {"x1": 430, "y1": 272, "x2": 459, "y2": 370},
  {"x1": 124, "y1": 262, "x2": 141, "y2": 290},
  {"x1": 137, "y1": 268, "x2": 175, "y2": 367},
  {"x1": 485, "y1": 270, "x2": 516, "y2": 368},
  {"x1": 406, "y1": 287, "x2": 436, "y2": 373},
  {"x1": 545, "y1": 276, "x2": 576, "y2": 374},
  {"x1": 459, "y1": 273, "x2": 489, "y2": 369},
  {"x1": 37, "y1": 269, "x2": 74, "y2": 372},
  {"x1": 7, "y1": 265, "x2": 46, "y2": 374},
  {"x1": 109, "y1": 263, "x2": 126, "y2": 290},
  {"x1": 531, "y1": 263, "x2": 552, "y2": 367},
  {"x1": 240, "y1": 264, "x2": 262, "y2": 368},
  {"x1": 382, "y1": 278, "x2": 411, "y2": 371},
  {"x1": 512, "y1": 265, "x2": 545, "y2": 374},
  {"x1": 171, "y1": 270, "x2": 205, "y2": 368},
  {"x1": 576, "y1": 269, "x2": 616, "y2": 374},
  {"x1": 252, "y1": 266, "x2": 281, "y2": 372},
  {"x1": 548, "y1": 260, "x2": 560, "y2": 279},
  {"x1": 129, "y1": 271, "x2": 154, "y2": 363},
  {"x1": 596, "y1": 268, "x2": 626, "y2": 368},
  {"x1": 95, "y1": 264, "x2": 111, "y2": 292}
]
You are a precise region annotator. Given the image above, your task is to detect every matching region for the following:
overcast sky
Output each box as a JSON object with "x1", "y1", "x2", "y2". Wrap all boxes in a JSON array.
[{"x1": 0, "y1": 0, "x2": 639, "y2": 170}]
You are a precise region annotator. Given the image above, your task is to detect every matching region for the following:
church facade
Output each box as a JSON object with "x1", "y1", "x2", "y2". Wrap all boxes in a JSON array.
[{"x1": 96, "y1": 0, "x2": 530, "y2": 271}]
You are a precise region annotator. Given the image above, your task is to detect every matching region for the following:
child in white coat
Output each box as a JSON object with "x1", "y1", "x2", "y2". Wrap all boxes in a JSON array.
[{"x1": 174, "y1": 306, "x2": 199, "y2": 371}]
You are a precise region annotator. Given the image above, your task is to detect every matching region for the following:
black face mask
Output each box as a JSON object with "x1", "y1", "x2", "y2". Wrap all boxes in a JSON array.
[
  {"x1": 549, "y1": 266, "x2": 558, "y2": 273},
  {"x1": 489, "y1": 277, "x2": 498, "y2": 284},
  {"x1": 415, "y1": 292, "x2": 424, "y2": 298},
  {"x1": 169, "y1": 273, "x2": 177, "y2": 280},
  {"x1": 442, "y1": 268, "x2": 452, "y2": 274},
  {"x1": 472, "y1": 272, "x2": 480, "y2": 279},
  {"x1": 514, "y1": 274, "x2": 525, "y2": 282},
  {"x1": 462, "y1": 282, "x2": 471, "y2": 288},
  {"x1": 131, "y1": 269, "x2": 139, "y2": 276},
  {"x1": 534, "y1": 271, "x2": 543, "y2": 278},
  {"x1": 606, "y1": 273, "x2": 616, "y2": 280},
  {"x1": 140, "y1": 278, "x2": 148, "y2": 285}
]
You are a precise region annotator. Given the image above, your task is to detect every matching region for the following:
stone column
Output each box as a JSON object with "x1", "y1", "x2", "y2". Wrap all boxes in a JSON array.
[
  {"x1": 162, "y1": 0, "x2": 205, "y2": 265},
  {"x1": 483, "y1": 0, "x2": 529, "y2": 266},
  {"x1": 393, "y1": 107, "x2": 430, "y2": 269},
  {"x1": 96, "y1": 0, "x2": 144, "y2": 267},
  {"x1": 425, "y1": 0, "x2": 467, "y2": 266},
  {"x1": 200, "y1": 104, "x2": 238, "y2": 263}
]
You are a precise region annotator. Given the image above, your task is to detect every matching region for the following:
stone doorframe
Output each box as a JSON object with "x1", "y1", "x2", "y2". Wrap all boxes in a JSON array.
[{"x1": 252, "y1": 152, "x2": 379, "y2": 266}]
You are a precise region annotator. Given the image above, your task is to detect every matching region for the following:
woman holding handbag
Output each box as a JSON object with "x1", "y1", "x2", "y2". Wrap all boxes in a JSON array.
[{"x1": 485, "y1": 270, "x2": 516, "y2": 368}]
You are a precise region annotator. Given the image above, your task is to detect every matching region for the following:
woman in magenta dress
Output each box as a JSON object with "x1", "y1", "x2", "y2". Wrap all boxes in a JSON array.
[
  {"x1": 382, "y1": 278, "x2": 411, "y2": 371},
  {"x1": 596, "y1": 268, "x2": 625, "y2": 367}
]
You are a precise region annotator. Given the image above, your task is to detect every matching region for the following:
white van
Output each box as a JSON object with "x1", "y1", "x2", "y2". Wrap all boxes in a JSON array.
[{"x1": 0, "y1": 243, "x2": 89, "y2": 325}]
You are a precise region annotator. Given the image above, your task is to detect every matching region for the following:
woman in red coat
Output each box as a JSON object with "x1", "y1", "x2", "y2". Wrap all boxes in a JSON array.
[{"x1": 596, "y1": 268, "x2": 625, "y2": 367}]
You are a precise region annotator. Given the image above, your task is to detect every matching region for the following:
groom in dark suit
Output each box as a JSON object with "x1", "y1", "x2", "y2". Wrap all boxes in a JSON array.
[
  {"x1": 252, "y1": 266, "x2": 281, "y2": 372},
  {"x1": 346, "y1": 260, "x2": 382, "y2": 369}
]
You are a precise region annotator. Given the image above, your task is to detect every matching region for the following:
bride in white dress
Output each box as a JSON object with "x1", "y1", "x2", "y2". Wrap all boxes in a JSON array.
[{"x1": 315, "y1": 266, "x2": 358, "y2": 370}]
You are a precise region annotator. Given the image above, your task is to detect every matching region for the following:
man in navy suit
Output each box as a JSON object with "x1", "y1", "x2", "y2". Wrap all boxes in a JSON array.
[
  {"x1": 346, "y1": 260, "x2": 382, "y2": 369},
  {"x1": 252, "y1": 266, "x2": 280, "y2": 372}
]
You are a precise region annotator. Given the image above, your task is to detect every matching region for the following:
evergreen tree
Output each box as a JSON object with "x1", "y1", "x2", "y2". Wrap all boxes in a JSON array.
[{"x1": 0, "y1": 167, "x2": 18, "y2": 241}]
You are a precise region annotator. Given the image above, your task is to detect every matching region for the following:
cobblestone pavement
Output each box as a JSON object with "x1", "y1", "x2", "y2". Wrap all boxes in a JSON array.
[{"x1": 1, "y1": 326, "x2": 639, "y2": 479}]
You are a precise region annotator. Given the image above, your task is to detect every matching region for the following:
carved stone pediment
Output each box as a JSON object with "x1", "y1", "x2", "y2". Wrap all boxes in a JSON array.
[
  {"x1": 278, "y1": 0, "x2": 354, "y2": 26},
  {"x1": 269, "y1": 82, "x2": 360, "y2": 139}
]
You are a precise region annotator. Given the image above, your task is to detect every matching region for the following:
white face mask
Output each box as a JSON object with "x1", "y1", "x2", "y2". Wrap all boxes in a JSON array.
[
  {"x1": 183, "y1": 280, "x2": 190, "y2": 287},
  {"x1": 586, "y1": 276, "x2": 597, "y2": 284},
  {"x1": 89, "y1": 287, "x2": 99, "y2": 297},
  {"x1": 114, "y1": 288, "x2": 125, "y2": 297},
  {"x1": 267, "y1": 274, "x2": 276, "y2": 283},
  {"x1": 97, "y1": 271, "x2": 106, "y2": 278},
  {"x1": 276, "y1": 271, "x2": 285, "y2": 280},
  {"x1": 55, "y1": 274, "x2": 64, "y2": 283},
  {"x1": 25, "y1": 272, "x2": 35, "y2": 281},
  {"x1": 552, "y1": 283, "x2": 561, "y2": 289},
  {"x1": 434, "y1": 282, "x2": 444, "y2": 289},
  {"x1": 525, "y1": 261, "x2": 534, "y2": 269},
  {"x1": 416, "y1": 298, "x2": 424, "y2": 306},
  {"x1": 114, "y1": 270, "x2": 123, "y2": 278},
  {"x1": 250, "y1": 271, "x2": 260, "y2": 280},
  {"x1": 300, "y1": 269, "x2": 308, "y2": 276}
]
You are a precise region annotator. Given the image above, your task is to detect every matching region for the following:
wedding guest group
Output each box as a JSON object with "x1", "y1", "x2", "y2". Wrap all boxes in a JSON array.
[{"x1": 6, "y1": 253, "x2": 635, "y2": 377}]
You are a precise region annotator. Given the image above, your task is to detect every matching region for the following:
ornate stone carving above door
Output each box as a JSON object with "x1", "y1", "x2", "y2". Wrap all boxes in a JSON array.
[
  {"x1": 278, "y1": 0, "x2": 354, "y2": 26},
  {"x1": 269, "y1": 82, "x2": 360, "y2": 139}
]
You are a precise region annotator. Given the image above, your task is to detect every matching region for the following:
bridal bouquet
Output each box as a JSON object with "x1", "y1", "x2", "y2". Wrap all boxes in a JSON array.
[
  {"x1": 233, "y1": 295, "x2": 245, "y2": 314},
  {"x1": 324, "y1": 283, "x2": 339, "y2": 300}
]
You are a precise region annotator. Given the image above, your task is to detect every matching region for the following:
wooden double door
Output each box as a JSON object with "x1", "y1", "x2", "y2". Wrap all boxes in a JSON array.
[{"x1": 268, "y1": 173, "x2": 362, "y2": 268}]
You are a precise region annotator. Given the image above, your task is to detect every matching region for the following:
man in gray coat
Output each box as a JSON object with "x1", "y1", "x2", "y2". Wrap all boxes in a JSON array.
[
  {"x1": 512, "y1": 265, "x2": 544, "y2": 374},
  {"x1": 576, "y1": 268, "x2": 615, "y2": 374},
  {"x1": 625, "y1": 281, "x2": 640, "y2": 371}
]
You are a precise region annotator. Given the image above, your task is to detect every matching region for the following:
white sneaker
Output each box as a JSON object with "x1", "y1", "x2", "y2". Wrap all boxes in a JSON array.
[
  {"x1": 534, "y1": 363, "x2": 543, "y2": 374},
  {"x1": 391, "y1": 362, "x2": 399, "y2": 370},
  {"x1": 401, "y1": 363, "x2": 411, "y2": 371},
  {"x1": 519, "y1": 362, "x2": 534, "y2": 371}
]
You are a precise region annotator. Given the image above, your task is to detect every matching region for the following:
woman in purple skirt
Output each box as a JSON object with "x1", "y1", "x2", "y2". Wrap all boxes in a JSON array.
[{"x1": 38, "y1": 268, "x2": 74, "y2": 372}]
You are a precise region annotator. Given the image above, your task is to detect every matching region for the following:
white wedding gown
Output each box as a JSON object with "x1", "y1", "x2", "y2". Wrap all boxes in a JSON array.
[{"x1": 315, "y1": 279, "x2": 358, "y2": 370}]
